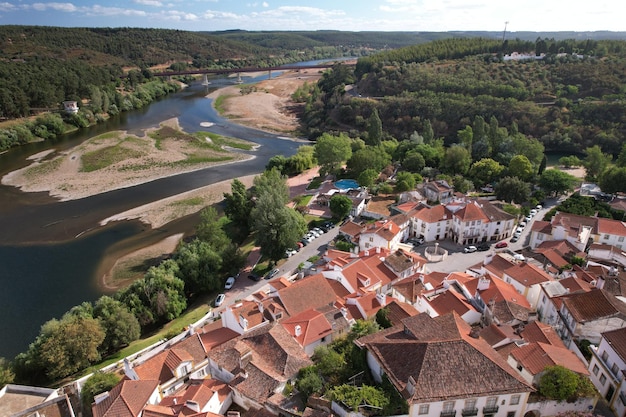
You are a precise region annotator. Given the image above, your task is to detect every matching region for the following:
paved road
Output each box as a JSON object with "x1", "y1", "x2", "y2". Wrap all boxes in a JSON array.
[{"x1": 212, "y1": 226, "x2": 340, "y2": 310}]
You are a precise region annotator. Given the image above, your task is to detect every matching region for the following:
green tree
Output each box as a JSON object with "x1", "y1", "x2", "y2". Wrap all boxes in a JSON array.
[
  {"x1": 508, "y1": 155, "x2": 534, "y2": 181},
  {"x1": 584, "y1": 145, "x2": 612, "y2": 181},
  {"x1": 469, "y1": 158, "x2": 504, "y2": 186},
  {"x1": 402, "y1": 151, "x2": 426, "y2": 173},
  {"x1": 81, "y1": 372, "x2": 121, "y2": 417},
  {"x1": 366, "y1": 108, "x2": 383, "y2": 146},
  {"x1": 347, "y1": 146, "x2": 391, "y2": 179},
  {"x1": 415, "y1": 142, "x2": 445, "y2": 167},
  {"x1": 175, "y1": 239, "x2": 223, "y2": 294},
  {"x1": 457, "y1": 125, "x2": 473, "y2": 152},
  {"x1": 328, "y1": 384, "x2": 390, "y2": 412},
  {"x1": 252, "y1": 192, "x2": 307, "y2": 264},
  {"x1": 252, "y1": 168, "x2": 290, "y2": 204},
  {"x1": 559, "y1": 155, "x2": 582, "y2": 168},
  {"x1": 223, "y1": 178, "x2": 253, "y2": 240},
  {"x1": 357, "y1": 168, "x2": 379, "y2": 188},
  {"x1": 616, "y1": 143, "x2": 626, "y2": 167},
  {"x1": 313, "y1": 345, "x2": 346, "y2": 384},
  {"x1": 599, "y1": 166, "x2": 626, "y2": 195},
  {"x1": 329, "y1": 194, "x2": 353, "y2": 220},
  {"x1": 0, "y1": 357, "x2": 14, "y2": 388},
  {"x1": 37, "y1": 315, "x2": 105, "y2": 380},
  {"x1": 196, "y1": 206, "x2": 230, "y2": 254},
  {"x1": 442, "y1": 145, "x2": 471, "y2": 175},
  {"x1": 495, "y1": 176, "x2": 531, "y2": 204},
  {"x1": 314, "y1": 133, "x2": 352, "y2": 176},
  {"x1": 93, "y1": 296, "x2": 140, "y2": 354},
  {"x1": 538, "y1": 365, "x2": 585, "y2": 401},
  {"x1": 538, "y1": 154, "x2": 547, "y2": 175},
  {"x1": 540, "y1": 169, "x2": 577, "y2": 197},
  {"x1": 395, "y1": 171, "x2": 416, "y2": 192},
  {"x1": 296, "y1": 366, "x2": 324, "y2": 399}
]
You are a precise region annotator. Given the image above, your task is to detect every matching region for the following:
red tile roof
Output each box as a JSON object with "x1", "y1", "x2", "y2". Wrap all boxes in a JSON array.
[
  {"x1": 504, "y1": 262, "x2": 553, "y2": 286},
  {"x1": 520, "y1": 321, "x2": 565, "y2": 346},
  {"x1": 411, "y1": 204, "x2": 451, "y2": 224},
  {"x1": 281, "y1": 308, "x2": 333, "y2": 348},
  {"x1": 602, "y1": 327, "x2": 626, "y2": 363},
  {"x1": 277, "y1": 274, "x2": 338, "y2": 316},
  {"x1": 454, "y1": 201, "x2": 490, "y2": 223},
  {"x1": 562, "y1": 288, "x2": 626, "y2": 323},
  {"x1": 93, "y1": 379, "x2": 159, "y2": 417},
  {"x1": 356, "y1": 312, "x2": 533, "y2": 402},
  {"x1": 429, "y1": 289, "x2": 476, "y2": 318},
  {"x1": 597, "y1": 218, "x2": 626, "y2": 236},
  {"x1": 510, "y1": 341, "x2": 589, "y2": 376}
]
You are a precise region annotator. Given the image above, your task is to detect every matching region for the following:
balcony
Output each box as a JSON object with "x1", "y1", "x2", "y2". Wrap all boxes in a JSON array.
[
  {"x1": 440, "y1": 411, "x2": 456, "y2": 417},
  {"x1": 461, "y1": 408, "x2": 478, "y2": 417},
  {"x1": 483, "y1": 406, "x2": 499, "y2": 414}
]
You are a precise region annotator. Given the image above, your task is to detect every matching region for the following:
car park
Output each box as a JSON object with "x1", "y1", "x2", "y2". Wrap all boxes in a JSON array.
[
  {"x1": 495, "y1": 241, "x2": 508, "y2": 248},
  {"x1": 214, "y1": 293, "x2": 225, "y2": 307},
  {"x1": 224, "y1": 276, "x2": 235, "y2": 290},
  {"x1": 464, "y1": 245, "x2": 478, "y2": 253}
]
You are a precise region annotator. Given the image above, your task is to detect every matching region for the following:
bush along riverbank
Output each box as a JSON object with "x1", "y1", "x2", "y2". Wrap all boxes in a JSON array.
[{"x1": 0, "y1": 78, "x2": 182, "y2": 153}]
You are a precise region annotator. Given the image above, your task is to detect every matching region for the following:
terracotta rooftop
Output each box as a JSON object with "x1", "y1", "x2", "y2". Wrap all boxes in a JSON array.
[
  {"x1": 520, "y1": 321, "x2": 565, "y2": 346},
  {"x1": 602, "y1": 327, "x2": 626, "y2": 363},
  {"x1": 134, "y1": 334, "x2": 206, "y2": 383},
  {"x1": 561, "y1": 288, "x2": 626, "y2": 323},
  {"x1": 382, "y1": 300, "x2": 419, "y2": 326},
  {"x1": 428, "y1": 289, "x2": 476, "y2": 318},
  {"x1": 277, "y1": 274, "x2": 338, "y2": 316},
  {"x1": 454, "y1": 200, "x2": 490, "y2": 223},
  {"x1": 551, "y1": 212, "x2": 598, "y2": 237},
  {"x1": 510, "y1": 342, "x2": 589, "y2": 376},
  {"x1": 411, "y1": 204, "x2": 451, "y2": 224},
  {"x1": 93, "y1": 379, "x2": 159, "y2": 417},
  {"x1": 393, "y1": 275, "x2": 428, "y2": 304},
  {"x1": 504, "y1": 262, "x2": 553, "y2": 286},
  {"x1": 477, "y1": 199, "x2": 515, "y2": 222},
  {"x1": 479, "y1": 324, "x2": 519, "y2": 348},
  {"x1": 281, "y1": 308, "x2": 333, "y2": 348},
  {"x1": 356, "y1": 312, "x2": 533, "y2": 402},
  {"x1": 339, "y1": 221, "x2": 364, "y2": 238},
  {"x1": 597, "y1": 217, "x2": 626, "y2": 236}
]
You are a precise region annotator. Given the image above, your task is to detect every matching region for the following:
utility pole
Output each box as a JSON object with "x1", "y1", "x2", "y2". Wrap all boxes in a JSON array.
[{"x1": 502, "y1": 21, "x2": 509, "y2": 45}]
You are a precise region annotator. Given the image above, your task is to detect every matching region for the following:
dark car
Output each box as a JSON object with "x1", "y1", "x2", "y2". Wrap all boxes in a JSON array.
[
  {"x1": 247, "y1": 273, "x2": 261, "y2": 282},
  {"x1": 477, "y1": 243, "x2": 490, "y2": 251}
]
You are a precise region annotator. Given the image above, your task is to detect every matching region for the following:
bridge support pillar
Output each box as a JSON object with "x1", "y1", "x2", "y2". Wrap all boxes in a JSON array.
[{"x1": 268, "y1": 70, "x2": 272, "y2": 79}]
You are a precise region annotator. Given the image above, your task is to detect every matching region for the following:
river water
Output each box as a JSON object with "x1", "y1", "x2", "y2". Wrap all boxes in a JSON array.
[{"x1": 0, "y1": 71, "x2": 304, "y2": 359}]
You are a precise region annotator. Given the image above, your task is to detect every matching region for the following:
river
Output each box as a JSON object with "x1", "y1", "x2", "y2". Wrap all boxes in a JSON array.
[{"x1": 0, "y1": 71, "x2": 304, "y2": 359}]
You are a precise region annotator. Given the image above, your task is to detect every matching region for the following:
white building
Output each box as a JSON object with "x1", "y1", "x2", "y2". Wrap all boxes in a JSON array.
[{"x1": 588, "y1": 327, "x2": 626, "y2": 417}]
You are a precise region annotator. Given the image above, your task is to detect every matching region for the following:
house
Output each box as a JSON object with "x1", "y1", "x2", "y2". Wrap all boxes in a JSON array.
[
  {"x1": 421, "y1": 180, "x2": 454, "y2": 204},
  {"x1": 280, "y1": 308, "x2": 335, "y2": 356},
  {"x1": 408, "y1": 200, "x2": 515, "y2": 245},
  {"x1": 428, "y1": 287, "x2": 482, "y2": 324},
  {"x1": 355, "y1": 312, "x2": 534, "y2": 417},
  {"x1": 142, "y1": 379, "x2": 232, "y2": 417},
  {"x1": 125, "y1": 333, "x2": 209, "y2": 397},
  {"x1": 0, "y1": 384, "x2": 75, "y2": 417},
  {"x1": 587, "y1": 327, "x2": 626, "y2": 417},
  {"x1": 92, "y1": 379, "x2": 161, "y2": 417},
  {"x1": 556, "y1": 288, "x2": 626, "y2": 347},
  {"x1": 501, "y1": 261, "x2": 553, "y2": 310},
  {"x1": 357, "y1": 218, "x2": 405, "y2": 252},
  {"x1": 466, "y1": 275, "x2": 533, "y2": 327},
  {"x1": 206, "y1": 322, "x2": 312, "y2": 412},
  {"x1": 507, "y1": 321, "x2": 590, "y2": 385},
  {"x1": 221, "y1": 299, "x2": 266, "y2": 334},
  {"x1": 63, "y1": 100, "x2": 79, "y2": 114}
]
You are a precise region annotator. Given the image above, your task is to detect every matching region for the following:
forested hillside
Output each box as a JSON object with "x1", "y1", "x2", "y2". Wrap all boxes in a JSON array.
[{"x1": 301, "y1": 37, "x2": 626, "y2": 155}]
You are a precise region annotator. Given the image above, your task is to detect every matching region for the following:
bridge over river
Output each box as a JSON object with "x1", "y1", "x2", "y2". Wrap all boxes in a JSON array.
[{"x1": 148, "y1": 61, "x2": 356, "y2": 78}]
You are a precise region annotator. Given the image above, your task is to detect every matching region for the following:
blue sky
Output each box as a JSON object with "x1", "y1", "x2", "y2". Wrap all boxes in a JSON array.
[{"x1": 0, "y1": 0, "x2": 620, "y2": 32}]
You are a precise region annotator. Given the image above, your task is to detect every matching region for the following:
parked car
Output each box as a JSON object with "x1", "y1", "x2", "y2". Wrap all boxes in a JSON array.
[
  {"x1": 284, "y1": 248, "x2": 297, "y2": 258},
  {"x1": 464, "y1": 245, "x2": 478, "y2": 253},
  {"x1": 529, "y1": 209, "x2": 538, "y2": 216},
  {"x1": 214, "y1": 293, "x2": 225, "y2": 307},
  {"x1": 247, "y1": 273, "x2": 260, "y2": 281},
  {"x1": 495, "y1": 241, "x2": 508, "y2": 249},
  {"x1": 308, "y1": 230, "x2": 320, "y2": 238},
  {"x1": 312, "y1": 227, "x2": 324, "y2": 235},
  {"x1": 265, "y1": 268, "x2": 280, "y2": 280},
  {"x1": 321, "y1": 221, "x2": 335, "y2": 231},
  {"x1": 224, "y1": 276, "x2": 235, "y2": 290},
  {"x1": 536, "y1": 204, "x2": 543, "y2": 210},
  {"x1": 525, "y1": 215, "x2": 532, "y2": 222},
  {"x1": 477, "y1": 243, "x2": 490, "y2": 251},
  {"x1": 510, "y1": 235, "x2": 519, "y2": 243}
]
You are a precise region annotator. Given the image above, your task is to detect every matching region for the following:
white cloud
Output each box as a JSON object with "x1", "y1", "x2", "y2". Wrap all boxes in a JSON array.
[
  {"x1": 30, "y1": 2, "x2": 78, "y2": 12},
  {"x1": 0, "y1": 2, "x2": 17, "y2": 12},
  {"x1": 87, "y1": 5, "x2": 147, "y2": 17},
  {"x1": 262, "y1": 1, "x2": 268, "y2": 7},
  {"x1": 134, "y1": 0, "x2": 164, "y2": 7}
]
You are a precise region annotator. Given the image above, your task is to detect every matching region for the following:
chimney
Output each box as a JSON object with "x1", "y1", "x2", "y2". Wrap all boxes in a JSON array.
[
  {"x1": 376, "y1": 246, "x2": 381, "y2": 253},
  {"x1": 185, "y1": 401, "x2": 200, "y2": 413},
  {"x1": 123, "y1": 358, "x2": 139, "y2": 380},
  {"x1": 94, "y1": 392, "x2": 110, "y2": 405},
  {"x1": 295, "y1": 325, "x2": 302, "y2": 337},
  {"x1": 477, "y1": 276, "x2": 490, "y2": 291},
  {"x1": 376, "y1": 292, "x2": 387, "y2": 306}
]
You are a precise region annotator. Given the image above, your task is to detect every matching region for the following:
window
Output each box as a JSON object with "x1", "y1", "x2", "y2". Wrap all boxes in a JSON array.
[
  {"x1": 510, "y1": 395, "x2": 520, "y2": 405},
  {"x1": 619, "y1": 236, "x2": 624, "y2": 242},
  {"x1": 464, "y1": 399, "x2": 476, "y2": 409},
  {"x1": 593, "y1": 364, "x2": 599, "y2": 375},
  {"x1": 601, "y1": 351, "x2": 609, "y2": 362},
  {"x1": 611, "y1": 363, "x2": 619, "y2": 376},
  {"x1": 419, "y1": 404, "x2": 430, "y2": 415},
  {"x1": 486, "y1": 397, "x2": 498, "y2": 408},
  {"x1": 599, "y1": 374, "x2": 607, "y2": 385},
  {"x1": 443, "y1": 401, "x2": 455, "y2": 413},
  {"x1": 604, "y1": 234, "x2": 610, "y2": 240},
  {"x1": 507, "y1": 413, "x2": 516, "y2": 417}
]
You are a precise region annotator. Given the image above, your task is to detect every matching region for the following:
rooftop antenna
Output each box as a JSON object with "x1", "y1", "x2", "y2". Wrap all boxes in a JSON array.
[{"x1": 502, "y1": 21, "x2": 509, "y2": 45}]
